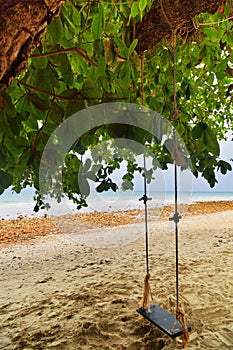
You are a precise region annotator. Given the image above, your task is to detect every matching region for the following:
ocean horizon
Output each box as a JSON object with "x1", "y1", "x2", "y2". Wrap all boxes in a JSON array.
[{"x1": 0, "y1": 187, "x2": 232, "y2": 220}]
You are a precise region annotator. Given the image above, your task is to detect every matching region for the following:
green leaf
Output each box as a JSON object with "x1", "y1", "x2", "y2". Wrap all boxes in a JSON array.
[
  {"x1": 16, "y1": 148, "x2": 32, "y2": 171},
  {"x1": 47, "y1": 16, "x2": 64, "y2": 44},
  {"x1": 0, "y1": 185, "x2": 4, "y2": 195},
  {"x1": 0, "y1": 170, "x2": 13, "y2": 189},
  {"x1": 110, "y1": 182, "x2": 118, "y2": 192},
  {"x1": 115, "y1": 79, "x2": 130, "y2": 98},
  {"x1": 60, "y1": 2, "x2": 80, "y2": 40},
  {"x1": 93, "y1": 39, "x2": 104, "y2": 56},
  {"x1": 203, "y1": 27, "x2": 224, "y2": 43},
  {"x1": 15, "y1": 136, "x2": 29, "y2": 148},
  {"x1": 66, "y1": 99, "x2": 86, "y2": 117},
  {"x1": 185, "y1": 84, "x2": 193, "y2": 100},
  {"x1": 96, "y1": 179, "x2": 116, "y2": 193},
  {"x1": 113, "y1": 38, "x2": 129, "y2": 59},
  {"x1": 28, "y1": 68, "x2": 51, "y2": 93},
  {"x1": 91, "y1": 164, "x2": 102, "y2": 173},
  {"x1": 31, "y1": 50, "x2": 48, "y2": 70},
  {"x1": 83, "y1": 158, "x2": 92, "y2": 172},
  {"x1": 122, "y1": 179, "x2": 133, "y2": 191},
  {"x1": 139, "y1": 0, "x2": 147, "y2": 12},
  {"x1": 215, "y1": 61, "x2": 226, "y2": 80},
  {"x1": 96, "y1": 181, "x2": 106, "y2": 193},
  {"x1": 192, "y1": 122, "x2": 207, "y2": 139},
  {"x1": 129, "y1": 39, "x2": 138, "y2": 56},
  {"x1": 47, "y1": 65, "x2": 60, "y2": 89},
  {"x1": 0, "y1": 150, "x2": 7, "y2": 168},
  {"x1": 24, "y1": 115, "x2": 39, "y2": 132},
  {"x1": 1, "y1": 110, "x2": 19, "y2": 136},
  {"x1": 34, "y1": 204, "x2": 40, "y2": 212},
  {"x1": 15, "y1": 95, "x2": 31, "y2": 117},
  {"x1": 216, "y1": 70, "x2": 225, "y2": 80},
  {"x1": 78, "y1": 176, "x2": 90, "y2": 197},
  {"x1": 7, "y1": 117, "x2": 20, "y2": 136},
  {"x1": 198, "y1": 45, "x2": 207, "y2": 61},
  {"x1": 97, "y1": 55, "x2": 106, "y2": 75},
  {"x1": 60, "y1": 54, "x2": 73, "y2": 85},
  {"x1": 122, "y1": 173, "x2": 133, "y2": 181},
  {"x1": 92, "y1": 11, "x2": 104, "y2": 40},
  {"x1": 119, "y1": 60, "x2": 131, "y2": 85},
  {"x1": 224, "y1": 161, "x2": 232, "y2": 171},
  {"x1": 203, "y1": 126, "x2": 220, "y2": 156},
  {"x1": 3, "y1": 92, "x2": 16, "y2": 118},
  {"x1": 85, "y1": 171, "x2": 97, "y2": 181},
  {"x1": 29, "y1": 93, "x2": 50, "y2": 110},
  {"x1": 71, "y1": 156, "x2": 81, "y2": 171},
  {"x1": 47, "y1": 103, "x2": 64, "y2": 123},
  {"x1": 131, "y1": 2, "x2": 139, "y2": 17},
  {"x1": 163, "y1": 138, "x2": 174, "y2": 152},
  {"x1": 218, "y1": 160, "x2": 232, "y2": 174},
  {"x1": 82, "y1": 79, "x2": 102, "y2": 99}
]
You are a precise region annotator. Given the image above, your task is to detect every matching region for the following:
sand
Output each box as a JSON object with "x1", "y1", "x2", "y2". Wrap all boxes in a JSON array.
[{"x1": 0, "y1": 202, "x2": 233, "y2": 349}]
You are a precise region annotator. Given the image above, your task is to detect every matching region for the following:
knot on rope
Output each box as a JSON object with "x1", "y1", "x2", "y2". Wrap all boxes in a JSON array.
[
  {"x1": 169, "y1": 212, "x2": 182, "y2": 223},
  {"x1": 141, "y1": 273, "x2": 152, "y2": 312},
  {"x1": 139, "y1": 194, "x2": 152, "y2": 204},
  {"x1": 176, "y1": 306, "x2": 190, "y2": 349}
]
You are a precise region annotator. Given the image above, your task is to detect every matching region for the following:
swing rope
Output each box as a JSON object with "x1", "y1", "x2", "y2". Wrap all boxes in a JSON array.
[
  {"x1": 139, "y1": 53, "x2": 153, "y2": 311},
  {"x1": 140, "y1": 148, "x2": 153, "y2": 310},
  {"x1": 170, "y1": 31, "x2": 190, "y2": 349},
  {"x1": 138, "y1": 28, "x2": 190, "y2": 348},
  {"x1": 170, "y1": 32, "x2": 181, "y2": 311}
]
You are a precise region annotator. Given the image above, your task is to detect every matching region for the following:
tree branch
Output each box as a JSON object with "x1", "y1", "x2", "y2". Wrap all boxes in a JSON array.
[
  {"x1": 18, "y1": 80, "x2": 128, "y2": 101},
  {"x1": 0, "y1": 0, "x2": 67, "y2": 87},
  {"x1": 31, "y1": 47, "x2": 98, "y2": 67},
  {"x1": 18, "y1": 80, "x2": 87, "y2": 100},
  {"x1": 0, "y1": 0, "x2": 228, "y2": 85},
  {"x1": 135, "y1": 0, "x2": 224, "y2": 54}
]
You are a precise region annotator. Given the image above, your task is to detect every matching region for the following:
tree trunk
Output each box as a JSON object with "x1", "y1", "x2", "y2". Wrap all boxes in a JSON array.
[
  {"x1": 135, "y1": 0, "x2": 223, "y2": 54},
  {"x1": 0, "y1": 0, "x2": 66, "y2": 87},
  {"x1": 0, "y1": 0, "x2": 225, "y2": 86}
]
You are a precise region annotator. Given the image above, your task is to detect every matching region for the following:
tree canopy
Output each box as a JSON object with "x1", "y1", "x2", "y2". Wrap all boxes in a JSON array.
[{"x1": 0, "y1": 0, "x2": 232, "y2": 210}]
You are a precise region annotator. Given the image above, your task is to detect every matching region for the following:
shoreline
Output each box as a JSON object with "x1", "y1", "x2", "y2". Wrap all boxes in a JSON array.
[
  {"x1": 0, "y1": 200, "x2": 233, "y2": 248},
  {"x1": 1, "y1": 190, "x2": 233, "y2": 220}
]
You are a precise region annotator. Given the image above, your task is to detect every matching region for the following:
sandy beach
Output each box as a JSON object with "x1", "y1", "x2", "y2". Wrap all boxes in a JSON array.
[{"x1": 0, "y1": 201, "x2": 233, "y2": 349}]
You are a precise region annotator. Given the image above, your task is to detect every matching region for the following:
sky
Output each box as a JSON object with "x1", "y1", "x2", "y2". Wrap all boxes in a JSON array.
[{"x1": 132, "y1": 131, "x2": 233, "y2": 193}]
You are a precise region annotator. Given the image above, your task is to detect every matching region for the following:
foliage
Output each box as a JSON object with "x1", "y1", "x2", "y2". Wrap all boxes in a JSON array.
[{"x1": 0, "y1": 0, "x2": 232, "y2": 209}]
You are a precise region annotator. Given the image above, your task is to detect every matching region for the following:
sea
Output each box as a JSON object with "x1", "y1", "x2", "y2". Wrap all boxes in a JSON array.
[{"x1": 0, "y1": 187, "x2": 232, "y2": 220}]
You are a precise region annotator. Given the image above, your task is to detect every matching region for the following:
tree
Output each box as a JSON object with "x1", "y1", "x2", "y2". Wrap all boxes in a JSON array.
[{"x1": 0, "y1": 0, "x2": 232, "y2": 209}]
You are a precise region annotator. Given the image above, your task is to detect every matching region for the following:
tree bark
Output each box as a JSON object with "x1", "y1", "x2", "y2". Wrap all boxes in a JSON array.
[
  {"x1": 0, "y1": 0, "x2": 66, "y2": 87},
  {"x1": 0, "y1": 0, "x2": 226, "y2": 86},
  {"x1": 135, "y1": 0, "x2": 223, "y2": 54}
]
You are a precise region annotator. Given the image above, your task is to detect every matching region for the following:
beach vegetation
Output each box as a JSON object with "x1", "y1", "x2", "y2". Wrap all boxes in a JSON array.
[{"x1": 0, "y1": 0, "x2": 232, "y2": 209}]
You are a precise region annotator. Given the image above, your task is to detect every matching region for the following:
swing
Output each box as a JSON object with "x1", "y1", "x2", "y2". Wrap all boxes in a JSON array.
[
  {"x1": 137, "y1": 163, "x2": 191, "y2": 339},
  {"x1": 137, "y1": 154, "x2": 191, "y2": 338},
  {"x1": 137, "y1": 304, "x2": 189, "y2": 338},
  {"x1": 136, "y1": 32, "x2": 191, "y2": 345}
]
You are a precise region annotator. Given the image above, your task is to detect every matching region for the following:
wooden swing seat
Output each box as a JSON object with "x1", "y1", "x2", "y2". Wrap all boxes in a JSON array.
[{"x1": 137, "y1": 304, "x2": 191, "y2": 338}]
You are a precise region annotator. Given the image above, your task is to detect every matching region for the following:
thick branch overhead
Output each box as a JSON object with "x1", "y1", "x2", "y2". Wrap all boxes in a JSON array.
[
  {"x1": 0, "y1": 0, "x2": 66, "y2": 87},
  {"x1": 135, "y1": 0, "x2": 223, "y2": 54},
  {"x1": 0, "y1": 0, "x2": 227, "y2": 85}
]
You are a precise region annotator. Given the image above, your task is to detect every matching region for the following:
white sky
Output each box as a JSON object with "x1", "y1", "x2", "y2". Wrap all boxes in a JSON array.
[
  {"x1": 169, "y1": 132, "x2": 233, "y2": 193},
  {"x1": 131, "y1": 131, "x2": 233, "y2": 193}
]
